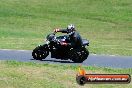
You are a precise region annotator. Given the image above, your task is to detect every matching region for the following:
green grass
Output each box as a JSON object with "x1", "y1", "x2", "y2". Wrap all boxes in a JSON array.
[
  {"x1": 0, "y1": 60, "x2": 132, "y2": 88},
  {"x1": 0, "y1": 0, "x2": 132, "y2": 55}
]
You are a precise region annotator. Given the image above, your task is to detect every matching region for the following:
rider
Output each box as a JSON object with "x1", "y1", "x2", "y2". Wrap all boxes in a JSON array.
[{"x1": 54, "y1": 24, "x2": 83, "y2": 48}]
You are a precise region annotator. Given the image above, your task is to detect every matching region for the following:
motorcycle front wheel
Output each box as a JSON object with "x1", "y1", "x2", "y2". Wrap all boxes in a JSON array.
[{"x1": 32, "y1": 45, "x2": 49, "y2": 60}]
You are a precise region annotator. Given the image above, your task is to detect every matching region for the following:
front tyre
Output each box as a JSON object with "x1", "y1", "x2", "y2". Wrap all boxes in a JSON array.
[
  {"x1": 71, "y1": 48, "x2": 89, "y2": 63},
  {"x1": 32, "y1": 45, "x2": 49, "y2": 60}
]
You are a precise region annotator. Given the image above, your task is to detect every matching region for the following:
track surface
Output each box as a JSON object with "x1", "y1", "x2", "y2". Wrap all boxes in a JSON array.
[{"x1": 0, "y1": 49, "x2": 132, "y2": 68}]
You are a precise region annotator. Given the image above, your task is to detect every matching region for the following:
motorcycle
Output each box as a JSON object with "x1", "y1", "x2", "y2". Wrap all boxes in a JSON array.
[{"x1": 32, "y1": 32, "x2": 89, "y2": 63}]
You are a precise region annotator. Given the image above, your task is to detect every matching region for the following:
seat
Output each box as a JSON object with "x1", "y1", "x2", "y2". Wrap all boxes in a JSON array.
[{"x1": 82, "y1": 39, "x2": 89, "y2": 46}]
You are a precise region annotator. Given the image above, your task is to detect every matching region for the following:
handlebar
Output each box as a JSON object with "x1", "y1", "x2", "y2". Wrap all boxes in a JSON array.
[
  {"x1": 46, "y1": 31, "x2": 71, "y2": 45},
  {"x1": 52, "y1": 32, "x2": 57, "y2": 35}
]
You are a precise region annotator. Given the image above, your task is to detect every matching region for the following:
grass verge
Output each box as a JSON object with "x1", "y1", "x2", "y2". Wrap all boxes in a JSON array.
[{"x1": 0, "y1": 60, "x2": 132, "y2": 88}]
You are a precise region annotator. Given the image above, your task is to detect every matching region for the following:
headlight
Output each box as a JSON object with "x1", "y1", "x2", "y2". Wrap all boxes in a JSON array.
[
  {"x1": 46, "y1": 41, "x2": 50, "y2": 44},
  {"x1": 46, "y1": 34, "x2": 55, "y2": 41}
]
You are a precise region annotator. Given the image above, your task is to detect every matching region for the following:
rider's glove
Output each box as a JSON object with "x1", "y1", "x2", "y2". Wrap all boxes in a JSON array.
[{"x1": 54, "y1": 28, "x2": 60, "y2": 32}]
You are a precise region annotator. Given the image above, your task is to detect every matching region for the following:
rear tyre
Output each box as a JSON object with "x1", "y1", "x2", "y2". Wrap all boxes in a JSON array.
[
  {"x1": 71, "y1": 48, "x2": 89, "y2": 63},
  {"x1": 32, "y1": 45, "x2": 49, "y2": 60}
]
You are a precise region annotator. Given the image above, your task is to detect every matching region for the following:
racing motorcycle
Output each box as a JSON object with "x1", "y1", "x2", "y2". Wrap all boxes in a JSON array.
[{"x1": 32, "y1": 32, "x2": 89, "y2": 63}]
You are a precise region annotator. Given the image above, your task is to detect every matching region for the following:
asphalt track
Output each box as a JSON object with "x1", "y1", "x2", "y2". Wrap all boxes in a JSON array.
[{"x1": 0, "y1": 49, "x2": 132, "y2": 68}]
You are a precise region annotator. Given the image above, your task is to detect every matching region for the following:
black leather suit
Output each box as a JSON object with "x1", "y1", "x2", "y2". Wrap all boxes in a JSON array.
[{"x1": 58, "y1": 29, "x2": 83, "y2": 48}]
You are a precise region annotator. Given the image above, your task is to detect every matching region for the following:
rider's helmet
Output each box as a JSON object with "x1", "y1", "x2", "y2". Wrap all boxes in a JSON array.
[{"x1": 67, "y1": 24, "x2": 76, "y2": 33}]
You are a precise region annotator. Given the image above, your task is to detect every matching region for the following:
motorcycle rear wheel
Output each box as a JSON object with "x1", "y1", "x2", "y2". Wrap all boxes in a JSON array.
[{"x1": 71, "y1": 48, "x2": 89, "y2": 63}]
